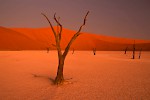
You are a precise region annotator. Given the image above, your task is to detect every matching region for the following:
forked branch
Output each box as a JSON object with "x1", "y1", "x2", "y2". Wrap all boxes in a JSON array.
[
  {"x1": 63, "y1": 11, "x2": 89, "y2": 58},
  {"x1": 54, "y1": 13, "x2": 62, "y2": 41},
  {"x1": 42, "y1": 13, "x2": 62, "y2": 56}
]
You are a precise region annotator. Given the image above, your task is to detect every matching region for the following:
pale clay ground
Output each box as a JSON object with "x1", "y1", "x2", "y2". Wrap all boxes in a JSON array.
[{"x1": 0, "y1": 51, "x2": 150, "y2": 100}]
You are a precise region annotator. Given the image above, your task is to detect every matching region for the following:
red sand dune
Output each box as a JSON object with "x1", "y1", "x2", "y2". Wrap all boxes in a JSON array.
[{"x1": 0, "y1": 26, "x2": 150, "y2": 50}]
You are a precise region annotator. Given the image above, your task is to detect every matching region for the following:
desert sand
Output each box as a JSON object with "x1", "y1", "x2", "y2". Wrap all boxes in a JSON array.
[{"x1": 0, "y1": 51, "x2": 150, "y2": 100}]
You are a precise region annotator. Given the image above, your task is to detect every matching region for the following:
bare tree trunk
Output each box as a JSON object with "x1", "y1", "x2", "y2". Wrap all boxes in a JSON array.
[
  {"x1": 132, "y1": 40, "x2": 135, "y2": 59},
  {"x1": 72, "y1": 48, "x2": 74, "y2": 54},
  {"x1": 133, "y1": 48, "x2": 135, "y2": 59},
  {"x1": 93, "y1": 48, "x2": 96, "y2": 55},
  {"x1": 139, "y1": 48, "x2": 142, "y2": 59},
  {"x1": 47, "y1": 47, "x2": 50, "y2": 53},
  {"x1": 54, "y1": 57, "x2": 65, "y2": 84},
  {"x1": 124, "y1": 47, "x2": 128, "y2": 54}
]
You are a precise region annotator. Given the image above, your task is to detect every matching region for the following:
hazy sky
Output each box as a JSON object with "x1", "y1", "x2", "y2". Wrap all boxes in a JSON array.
[{"x1": 0, "y1": 0, "x2": 150, "y2": 39}]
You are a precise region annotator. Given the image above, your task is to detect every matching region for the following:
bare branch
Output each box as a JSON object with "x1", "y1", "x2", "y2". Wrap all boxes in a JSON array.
[
  {"x1": 57, "y1": 17, "x2": 60, "y2": 33},
  {"x1": 76, "y1": 11, "x2": 89, "y2": 34},
  {"x1": 54, "y1": 13, "x2": 62, "y2": 26},
  {"x1": 54, "y1": 13, "x2": 63, "y2": 41},
  {"x1": 63, "y1": 11, "x2": 89, "y2": 58},
  {"x1": 41, "y1": 13, "x2": 57, "y2": 38},
  {"x1": 52, "y1": 44, "x2": 57, "y2": 47},
  {"x1": 42, "y1": 13, "x2": 62, "y2": 56}
]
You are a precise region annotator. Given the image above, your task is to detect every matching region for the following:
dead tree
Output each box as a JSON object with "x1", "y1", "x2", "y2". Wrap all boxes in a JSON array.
[
  {"x1": 139, "y1": 48, "x2": 142, "y2": 59},
  {"x1": 132, "y1": 40, "x2": 135, "y2": 59},
  {"x1": 93, "y1": 48, "x2": 96, "y2": 55},
  {"x1": 124, "y1": 47, "x2": 128, "y2": 54},
  {"x1": 47, "y1": 47, "x2": 50, "y2": 53},
  {"x1": 72, "y1": 48, "x2": 75, "y2": 54},
  {"x1": 42, "y1": 11, "x2": 89, "y2": 85}
]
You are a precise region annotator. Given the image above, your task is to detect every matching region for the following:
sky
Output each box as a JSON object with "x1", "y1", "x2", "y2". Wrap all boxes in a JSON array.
[{"x1": 0, "y1": 0, "x2": 150, "y2": 40}]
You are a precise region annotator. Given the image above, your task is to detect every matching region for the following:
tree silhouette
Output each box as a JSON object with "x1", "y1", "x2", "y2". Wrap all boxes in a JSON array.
[
  {"x1": 132, "y1": 40, "x2": 135, "y2": 59},
  {"x1": 42, "y1": 11, "x2": 89, "y2": 85},
  {"x1": 139, "y1": 48, "x2": 142, "y2": 59},
  {"x1": 47, "y1": 47, "x2": 50, "y2": 53},
  {"x1": 93, "y1": 48, "x2": 96, "y2": 55},
  {"x1": 72, "y1": 48, "x2": 75, "y2": 54},
  {"x1": 124, "y1": 47, "x2": 128, "y2": 54}
]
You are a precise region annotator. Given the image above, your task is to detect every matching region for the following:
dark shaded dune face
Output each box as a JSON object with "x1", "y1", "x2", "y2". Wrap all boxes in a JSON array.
[
  {"x1": 134, "y1": 43, "x2": 150, "y2": 51},
  {"x1": 0, "y1": 26, "x2": 150, "y2": 50}
]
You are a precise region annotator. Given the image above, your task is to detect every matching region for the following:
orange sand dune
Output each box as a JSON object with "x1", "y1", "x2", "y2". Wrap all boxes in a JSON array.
[
  {"x1": 0, "y1": 26, "x2": 44, "y2": 50},
  {"x1": 0, "y1": 26, "x2": 150, "y2": 50}
]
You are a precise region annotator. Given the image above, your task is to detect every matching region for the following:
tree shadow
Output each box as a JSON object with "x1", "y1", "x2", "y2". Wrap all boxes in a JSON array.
[
  {"x1": 31, "y1": 73, "x2": 55, "y2": 84},
  {"x1": 31, "y1": 73, "x2": 74, "y2": 86}
]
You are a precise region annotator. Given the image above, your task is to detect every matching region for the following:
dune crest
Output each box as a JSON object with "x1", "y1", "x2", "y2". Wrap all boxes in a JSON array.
[{"x1": 0, "y1": 26, "x2": 150, "y2": 50}]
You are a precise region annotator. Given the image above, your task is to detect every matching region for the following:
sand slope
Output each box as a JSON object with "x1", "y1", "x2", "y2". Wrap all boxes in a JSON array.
[
  {"x1": 0, "y1": 26, "x2": 150, "y2": 50},
  {"x1": 0, "y1": 27, "x2": 45, "y2": 50},
  {"x1": 0, "y1": 51, "x2": 150, "y2": 100}
]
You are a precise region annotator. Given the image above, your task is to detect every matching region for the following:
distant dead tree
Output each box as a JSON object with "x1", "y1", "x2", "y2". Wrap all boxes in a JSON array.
[
  {"x1": 47, "y1": 47, "x2": 50, "y2": 53},
  {"x1": 132, "y1": 40, "x2": 135, "y2": 59},
  {"x1": 124, "y1": 47, "x2": 128, "y2": 54},
  {"x1": 93, "y1": 48, "x2": 96, "y2": 55},
  {"x1": 139, "y1": 48, "x2": 142, "y2": 59},
  {"x1": 72, "y1": 48, "x2": 75, "y2": 54},
  {"x1": 42, "y1": 11, "x2": 89, "y2": 85}
]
